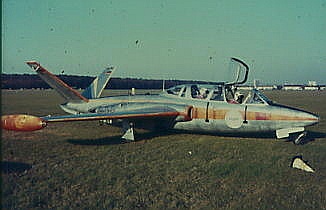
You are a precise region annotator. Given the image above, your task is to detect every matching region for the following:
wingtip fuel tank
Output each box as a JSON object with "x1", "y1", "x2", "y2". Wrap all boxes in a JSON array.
[{"x1": 1, "y1": 115, "x2": 46, "y2": 131}]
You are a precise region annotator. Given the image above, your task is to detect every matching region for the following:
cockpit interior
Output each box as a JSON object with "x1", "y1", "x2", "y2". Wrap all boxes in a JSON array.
[{"x1": 165, "y1": 84, "x2": 272, "y2": 105}]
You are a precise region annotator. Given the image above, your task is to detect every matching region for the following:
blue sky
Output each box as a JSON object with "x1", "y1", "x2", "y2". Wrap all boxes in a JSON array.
[{"x1": 2, "y1": 0, "x2": 326, "y2": 84}]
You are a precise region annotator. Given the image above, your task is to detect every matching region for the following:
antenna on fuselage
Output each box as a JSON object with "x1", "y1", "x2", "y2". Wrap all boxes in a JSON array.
[
  {"x1": 162, "y1": 79, "x2": 165, "y2": 91},
  {"x1": 254, "y1": 79, "x2": 260, "y2": 89}
]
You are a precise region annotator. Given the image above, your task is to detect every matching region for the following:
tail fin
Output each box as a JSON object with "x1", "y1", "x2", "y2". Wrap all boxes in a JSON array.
[
  {"x1": 81, "y1": 66, "x2": 116, "y2": 99},
  {"x1": 26, "y1": 61, "x2": 88, "y2": 102}
]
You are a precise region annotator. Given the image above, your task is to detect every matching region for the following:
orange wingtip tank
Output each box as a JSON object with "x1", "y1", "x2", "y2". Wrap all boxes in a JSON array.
[{"x1": 1, "y1": 115, "x2": 46, "y2": 131}]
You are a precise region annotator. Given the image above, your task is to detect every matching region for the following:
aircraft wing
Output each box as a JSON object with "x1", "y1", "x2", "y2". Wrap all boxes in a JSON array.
[
  {"x1": 1, "y1": 105, "x2": 191, "y2": 132},
  {"x1": 42, "y1": 106, "x2": 180, "y2": 122}
]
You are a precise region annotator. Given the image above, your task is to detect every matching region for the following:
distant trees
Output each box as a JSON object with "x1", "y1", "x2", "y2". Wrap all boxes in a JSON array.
[
  {"x1": 1, "y1": 74, "x2": 206, "y2": 90},
  {"x1": 1, "y1": 74, "x2": 93, "y2": 89}
]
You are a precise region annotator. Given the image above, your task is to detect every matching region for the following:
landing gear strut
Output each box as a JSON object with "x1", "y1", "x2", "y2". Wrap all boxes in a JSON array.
[
  {"x1": 292, "y1": 131, "x2": 307, "y2": 145},
  {"x1": 122, "y1": 121, "x2": 135, "y2": 141}
]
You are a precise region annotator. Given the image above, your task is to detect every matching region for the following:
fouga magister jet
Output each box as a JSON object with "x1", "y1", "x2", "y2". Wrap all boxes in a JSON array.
[{"x1": 1, "y1": 58, "x2": 319, "y2": 144}]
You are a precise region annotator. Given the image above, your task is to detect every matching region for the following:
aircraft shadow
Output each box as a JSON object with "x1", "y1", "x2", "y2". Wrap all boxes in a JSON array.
[
  {"x1": 213, "y1": 132, "x2": 275, "y2": 139},
  {"x1": 209, "y1": 131, "x2": 326, "y2": 145},
  {"x1": 66, "y1": 130, "x2": 178, "y2": 146},
  {"x1": 66, "y1": 130, "x2": 326, "y2": 146},
  {"x1": 1, "y1": 161, "x2": 32, "y2": 174},
  {"x1": 300, "y1": 131, "x2": 326, "y2": 145},
  {"x1": 285, "y1": 131, "x2": 326, "y2": 145},
  {"x1": 67, "y1": 136, "x2": 125, "y2": 146},
  {"x1": 307, "y1": 131, "x2": 326, "y2": 139}
]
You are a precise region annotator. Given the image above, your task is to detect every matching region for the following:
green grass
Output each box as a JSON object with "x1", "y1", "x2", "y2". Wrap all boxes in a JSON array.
[{"x1": 2, "y1": 89, "x2": 326, "y2": 209}]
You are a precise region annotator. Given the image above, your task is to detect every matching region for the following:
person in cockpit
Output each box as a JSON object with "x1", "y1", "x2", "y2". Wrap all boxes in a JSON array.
[
  {"x1": 235, "y1": 91, "x2": 244, "y2": 104},
  {"x1": 199, "y1": 88, "x2": 209, "y2": 99},
  {"x1": 191, "y1": 85, "x2": 200, "y2": 98}
]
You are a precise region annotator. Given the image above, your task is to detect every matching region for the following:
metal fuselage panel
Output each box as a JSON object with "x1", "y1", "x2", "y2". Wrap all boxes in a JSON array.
[
  {"x1": 174, "y1": 102, "x2": 318, "y2": 134},
  {"x1": 60, "y1": 93, "x2": 319, "y2": 134}
]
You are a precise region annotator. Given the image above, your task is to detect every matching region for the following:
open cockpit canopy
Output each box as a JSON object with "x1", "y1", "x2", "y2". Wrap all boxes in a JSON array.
[
  {"x1": 226, "y1": 57, "x2": 249, "y2": 86},
  {"x1": 164, "y1": 58, "x2": 273, "y2": 105}
]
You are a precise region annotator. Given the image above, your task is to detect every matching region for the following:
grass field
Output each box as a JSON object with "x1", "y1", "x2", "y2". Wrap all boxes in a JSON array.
[{"x1": 2, "y1": 89, "x2": 326, "y2": 209}]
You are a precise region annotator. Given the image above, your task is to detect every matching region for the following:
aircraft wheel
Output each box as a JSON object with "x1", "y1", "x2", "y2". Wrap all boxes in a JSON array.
[{"x1": 293, "y1": 131, "x2": 307, "y2": 145}]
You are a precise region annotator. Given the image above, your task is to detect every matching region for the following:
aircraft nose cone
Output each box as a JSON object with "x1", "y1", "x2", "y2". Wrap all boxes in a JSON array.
[
  {"x1": 274, "y1": 104, "x2": 319, "y2": 127},
  {"x1": 301, "y1": 111, "x2": 319, "y2": 126},
  {"x1": 311, "y1": 113, "x2": 319, "y2": 124}
]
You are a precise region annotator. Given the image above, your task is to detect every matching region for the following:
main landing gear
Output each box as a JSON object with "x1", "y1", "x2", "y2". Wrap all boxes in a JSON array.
[{"x1": 122, "y1": 121, "x2": 135, "y2": 141}]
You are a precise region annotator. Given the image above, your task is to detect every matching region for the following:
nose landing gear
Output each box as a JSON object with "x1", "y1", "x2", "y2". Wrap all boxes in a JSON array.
[{"x1": 292, "y1": 131, "x2": 308, "y2": 145}]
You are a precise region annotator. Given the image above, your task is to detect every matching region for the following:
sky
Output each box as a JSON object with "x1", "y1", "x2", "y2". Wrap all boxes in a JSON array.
[{"x1": 2, "y1": 0, "x2": 326, "y2": 84}]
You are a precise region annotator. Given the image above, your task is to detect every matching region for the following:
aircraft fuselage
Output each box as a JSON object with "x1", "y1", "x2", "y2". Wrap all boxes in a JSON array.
[{"x1": 61, "y1": 91, "x2": 319, "y2": 137}]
